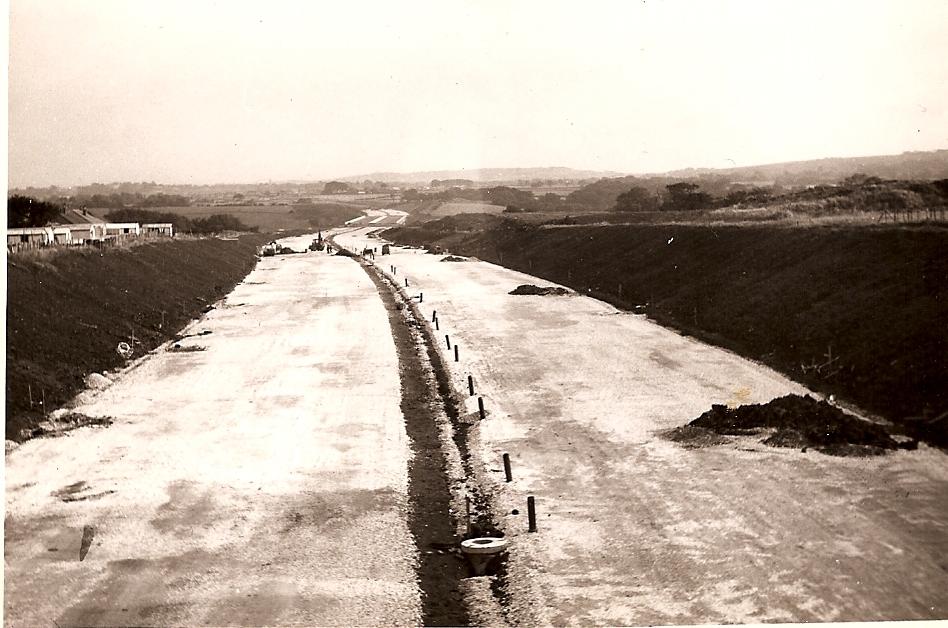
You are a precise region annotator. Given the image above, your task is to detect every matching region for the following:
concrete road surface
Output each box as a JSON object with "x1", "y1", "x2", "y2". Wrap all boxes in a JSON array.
[
  {"x1": 344, "y1": 208, "x2": 407, "y2": 227},
  {"x1": 4, "y1": 236, "x2": 421, "y2": 627},
  {"x1": 336, "y1": 228, "x2": 948, "y2": 625}
]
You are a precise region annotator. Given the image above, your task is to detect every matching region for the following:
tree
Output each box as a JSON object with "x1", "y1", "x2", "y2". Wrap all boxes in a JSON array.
[
  {"x1": 140, "y1": 193, "x2": 190, "y2": 207},
  {"x1": 566, "y1": 176, "x2": 640, "y2": 211},
  {"x1": 191, "y1": 214, "x2": 257, "y2": 233},
  {"x1": 7, "y1": 195, "x2": 62, "y2": 227},
  {"x1": 322, "y1": 181, "x2": 352, "y2": 194},
  {"x1": 615, "y1": 186, "x2": 660, "y2": 212},
  {"x1": 842, "y1": 173, "x2": 883, "y2": 187},
  {"x1": 663, "y1": 182, "x2": 713, "y2": 211},
  {"x1": 723, "y1": 186, "x2": 775, "y2": 207},
  {"x1": 483, "y1": 186, "x2": 536, "y2": 209}
]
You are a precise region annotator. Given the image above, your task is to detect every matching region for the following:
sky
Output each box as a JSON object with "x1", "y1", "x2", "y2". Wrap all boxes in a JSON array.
[{"x1": 8, "y1": 0, "x2": 948, "y2": 187}]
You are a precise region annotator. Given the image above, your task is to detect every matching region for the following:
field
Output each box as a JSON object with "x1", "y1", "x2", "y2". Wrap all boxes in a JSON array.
[
  {"x1": 396, "y1": 199, "x2": 508, "y2": 226},
  {"x1": 384, "y1": 217, "x2": 948, "y2": 440},
  {"x1": 509, "y1": 184, "x2": 582, "y2": 196},
  {"x1": 148, "y1": 203, "x2": 364, "y2": 232},
  {"x1": 430, "y1": 201, "x2": 507, "y2": 217}
]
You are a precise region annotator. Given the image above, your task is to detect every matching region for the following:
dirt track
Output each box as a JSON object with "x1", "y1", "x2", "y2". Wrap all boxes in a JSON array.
[
  {"x1": 4, "y1": 237, "x2": 422, "y2": 626},
  {"x1": 337, "y1": 227, "x2": 948, "y2": 624}
]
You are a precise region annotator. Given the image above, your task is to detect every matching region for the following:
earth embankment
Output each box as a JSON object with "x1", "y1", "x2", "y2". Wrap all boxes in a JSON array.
[
  {"x1": 384, "y1": 219, "x2": 947, "y2": 434},
  {"x1": 6, "y1": 235, "x2": 270, "y2": 438}
]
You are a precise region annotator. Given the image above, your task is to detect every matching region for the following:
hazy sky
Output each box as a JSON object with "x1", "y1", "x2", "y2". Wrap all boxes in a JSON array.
[{"x1": 8, "y1": 0, "x2": 948, "y2": 187}]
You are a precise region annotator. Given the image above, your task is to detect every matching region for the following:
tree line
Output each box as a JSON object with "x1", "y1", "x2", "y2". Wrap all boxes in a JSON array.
[
  {"x1": 611, "y1": 175, "x2": 948, "y2": 217},
  {"x1": 7, "y1": 195, "x2": 64, "y2": 228},
  {"x1": 72, "y1": 192, "x2": 192, "y2": 209},
  {"x1": 104, "y1": 209, "x2": 257, "y2": 234},
  {"x1": 6, "y1": 196, "x2": 256, "y2": 234}
]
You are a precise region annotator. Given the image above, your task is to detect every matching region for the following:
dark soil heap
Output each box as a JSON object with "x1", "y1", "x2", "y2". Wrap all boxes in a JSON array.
[
  {"x1": 686, "y1": 394, "x2": 915, "y2": 456},
  {"x1": 6, "y1": 235, "x2": 270, "y2": 440},
  {"x1": 509, "y1": 284, "x2": 570, "y2": 296}
]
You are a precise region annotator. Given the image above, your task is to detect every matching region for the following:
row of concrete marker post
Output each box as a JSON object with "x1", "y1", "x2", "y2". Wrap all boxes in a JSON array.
[
  {"x1": 432, "y1": 302, "x2": 538, "y2": 534},
  {"x1": 382, "y1": 245, "x2": 540, "y2": 535}
]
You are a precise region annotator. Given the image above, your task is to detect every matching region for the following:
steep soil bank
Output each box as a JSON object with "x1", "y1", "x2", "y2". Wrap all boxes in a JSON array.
[
  {"x1": 6, "y1": 235, "x2": 270, "y2": 439},
  {"x1": 384, "y1": 220, "x2": 948, "y2": 437}
]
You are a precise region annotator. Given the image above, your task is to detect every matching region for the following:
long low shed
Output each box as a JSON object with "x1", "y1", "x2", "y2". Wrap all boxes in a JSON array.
[
  {"x1": 7, "y1": 221, "x2": 173, "y2": 249},
  {"x1": 7, "y1": 227, "x2": 74, "y2": 246}
]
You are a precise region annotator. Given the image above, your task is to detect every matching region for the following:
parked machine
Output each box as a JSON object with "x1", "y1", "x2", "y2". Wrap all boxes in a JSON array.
[{"x1": 258, "y1": 241, "x2": 279, "y2": 256}]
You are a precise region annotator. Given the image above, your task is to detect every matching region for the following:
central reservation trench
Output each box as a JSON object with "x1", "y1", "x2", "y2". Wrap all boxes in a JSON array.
[{"x1": 354, "y1": 255, "x2": 472, "y2": 626}]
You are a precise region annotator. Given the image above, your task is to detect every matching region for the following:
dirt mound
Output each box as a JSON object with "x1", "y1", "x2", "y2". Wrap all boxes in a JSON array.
[
  {"x1": 169, "y1": 344, "x2": 207, "y2": 353},
  {"x1": 662, "y1": 425, "x2": 731, "y2": 448},
  {"x1": 441, "y1": 256, "x2": 467, "y2": 262},
  {"x1": 19, "y1": 412, "x2": 114, "y2": 441},
  {"x1": 684, "y1": 394, "x2": 913, "y2": 456},
  {"x1": 509, "y1": 284, "x2": 570, "y2": 296}
]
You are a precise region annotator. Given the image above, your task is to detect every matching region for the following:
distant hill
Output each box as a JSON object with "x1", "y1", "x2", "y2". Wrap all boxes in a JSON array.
[
  {"x1": 662, "y1": 150, "x2": 948, "y2": 185},
  {"x1": 336, "y1": 166, "x2": 624, "y2": 184}
]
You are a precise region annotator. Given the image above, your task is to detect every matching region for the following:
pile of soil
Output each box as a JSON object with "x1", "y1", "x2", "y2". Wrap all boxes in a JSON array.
[
  {"x1": 509, "y1": 284, "x2": 570, "y2": 296},
  {"x1": 384, "y1": 219, "x2": 947, "y2": 439},
  {"x1": 168, "y1": 344, "x2": 207, "y2": 353},
  {"x1": 662, "y1": 425, "x2": 731, "y2": 449},
  {"x1": 25, "y1": 412, "x2": 114, "y2": 440},
  {"x1": 6, "y1": 235, "x2": 270, "y2": 440},
  {"x1": 441, "y1": 255, "x2": 467, "y2": 262},
  {"x1": 684, "y1": 394, "x2": 914, "y2": 456}
]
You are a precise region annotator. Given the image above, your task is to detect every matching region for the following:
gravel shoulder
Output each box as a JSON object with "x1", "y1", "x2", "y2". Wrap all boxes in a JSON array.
[{"x1": 336, "y1": 228, "x2": 948, "y2": 625}]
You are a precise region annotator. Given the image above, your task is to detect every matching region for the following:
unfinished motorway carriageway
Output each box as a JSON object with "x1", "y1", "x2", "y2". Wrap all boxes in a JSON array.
[{"x1": 5, "y1": 218, "x2": 947, "y2": 626}]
